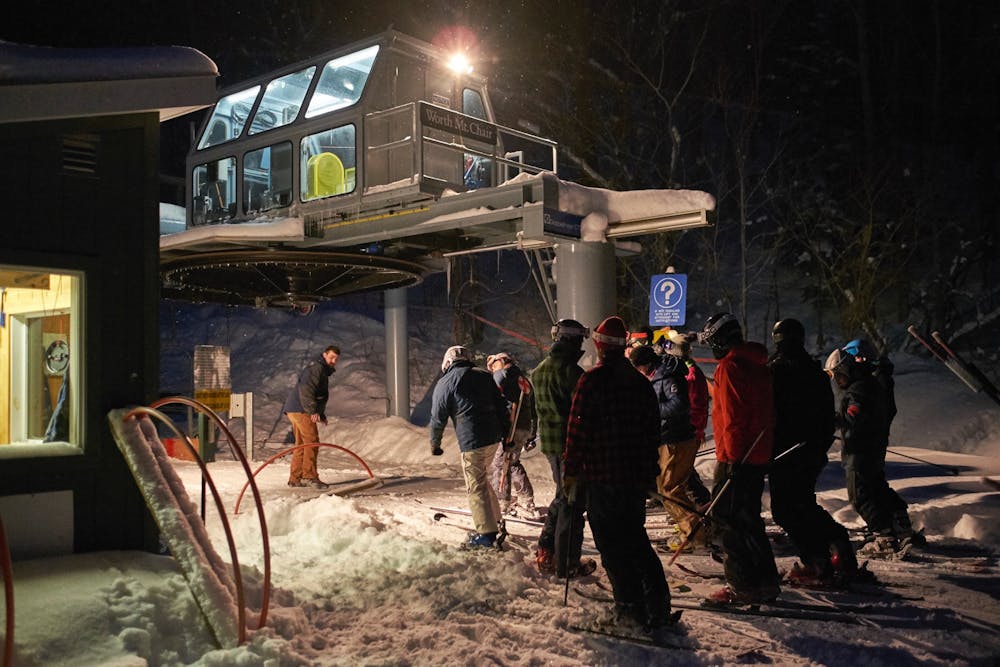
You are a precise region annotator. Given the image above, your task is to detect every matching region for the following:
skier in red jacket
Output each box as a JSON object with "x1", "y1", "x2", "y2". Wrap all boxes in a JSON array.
[{"x1": 698, "y1": 313, "x2": 781, "y2": 606}]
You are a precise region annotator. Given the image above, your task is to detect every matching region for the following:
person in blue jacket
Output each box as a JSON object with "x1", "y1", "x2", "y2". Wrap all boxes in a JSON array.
[
  {"x1": 430, "y1": 345, "x2": 512, "y2": 549},
  {"x1": 628, "y1": 343, "x2": 704, "y2": 551}
]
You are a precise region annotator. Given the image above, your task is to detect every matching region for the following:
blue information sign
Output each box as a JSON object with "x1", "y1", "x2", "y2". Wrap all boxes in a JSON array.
[{"x1": 649, "y1": 274, "x2": 687, "y2": 327}]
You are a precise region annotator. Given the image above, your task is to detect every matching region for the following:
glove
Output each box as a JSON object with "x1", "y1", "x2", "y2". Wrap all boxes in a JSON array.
[
  {"x1": 430, "y1": 443, "x2": 444, "y2": 456},
  {"x1": 562, "y1": 475, "x2": 578, "y2": 503},
  {"x1": 523, "y1": 435, "x2": 537, "y2": 451}
]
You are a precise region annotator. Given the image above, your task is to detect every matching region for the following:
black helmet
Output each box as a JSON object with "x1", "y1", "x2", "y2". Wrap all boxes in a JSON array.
[
  {"x1": 772, "y1": 318, "x2": 805, "y2": 345},
  {"x1": 551, "y1": 318, "x2": 590, "y2": 343},
  {"x1": 628, "y1": 343, "x2": 660, "y2": 369},
  {"x1": 699, "y1": 313, "x2": 742, "y2": 358}
]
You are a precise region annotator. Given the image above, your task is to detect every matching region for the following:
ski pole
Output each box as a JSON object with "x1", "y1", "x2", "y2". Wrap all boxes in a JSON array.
[
  {"x1": 773, "y1": 441, "x2": 807, "y2": 462},
  {"x1": 667, "y1": 428, "x2": 767, "y2": 566},
  {"x1": 649, "y1": 490, "x2": 707, "y2": 518},
  {"x1": 499, "y1": 449, "x2": 513, "y2": 504},
  {"x1": 886, "y1": 448, "x2": 959, "y2": 476},
  {"x1": 563, "y1": 492, "x2": 575, "y2": 606},
  {"x1": 652, "y1": 442, "x2": 803, "y2": 528},
  {"x1": 499, "y1": 380, "x2": 527, "y2": 505}
]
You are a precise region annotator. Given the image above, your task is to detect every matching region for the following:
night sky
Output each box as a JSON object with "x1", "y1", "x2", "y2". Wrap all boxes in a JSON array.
[
  {"x1": 6, "y1": 1, "x2": 999, "y2": 341},
  {"x1": 7, "y1": 1, "x2": 996, "y2": 182}
]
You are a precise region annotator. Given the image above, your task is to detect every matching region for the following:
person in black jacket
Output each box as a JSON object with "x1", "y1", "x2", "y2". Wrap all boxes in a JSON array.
[
  {"x1": 825, "y1": 347, "x2": 915, "y2": 557},
  {"x1": 768, "y1": 320, "x2": 858, "y2": 585},
  {"x1": 283, "y1": 345, "x2": 340, "y2": 488},
  {"x1": 564, "y1": 316, "x2": 672, "y2": 631},
  {"x1": 844, "y1": 338, "x2": 922, "y2": 545}
]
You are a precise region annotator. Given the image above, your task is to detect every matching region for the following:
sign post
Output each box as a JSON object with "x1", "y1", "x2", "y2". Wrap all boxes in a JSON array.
[
  {"x1": 193, "y1": 345, "x2": 230, "y2": 461},
  {"x1": 649, "y1": 274, "x2": 687, "y2": 327}
]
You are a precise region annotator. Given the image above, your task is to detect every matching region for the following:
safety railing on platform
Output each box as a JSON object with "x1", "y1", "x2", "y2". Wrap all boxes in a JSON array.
[
  {"x1": 148, "y1": 396, "x2": 272, "y2": 633},
  {"x1": 122, "y1": 405, "x2": 250, "y2": 645},
  {"x1": 122, "y1": 396, "x2": 382, "y2": 643}
]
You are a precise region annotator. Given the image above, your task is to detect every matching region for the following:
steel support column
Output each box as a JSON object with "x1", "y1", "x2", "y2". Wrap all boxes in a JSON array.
[
  {"x1": 384, "y1": 287, "x2": 409, "y2": 418},
  {"x1": 554, "y1": 241, "x2": 616, "y2": 369}
]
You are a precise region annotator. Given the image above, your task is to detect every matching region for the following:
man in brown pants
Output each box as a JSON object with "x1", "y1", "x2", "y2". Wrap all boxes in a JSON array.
[{"x1": 283, "y1": 345, "x2": 340, "y2": 488}]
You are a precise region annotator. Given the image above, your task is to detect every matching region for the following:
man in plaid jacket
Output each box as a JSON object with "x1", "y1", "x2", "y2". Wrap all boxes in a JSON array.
[{"x1": 563, "y1": 316, "x2": 672, "y2": 631}]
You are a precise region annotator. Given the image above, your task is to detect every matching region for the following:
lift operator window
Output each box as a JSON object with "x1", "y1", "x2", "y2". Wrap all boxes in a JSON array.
[
  {"x1": 305, "y1": 45, "x2": 379, "y2": 119},
  {"x1": 197, "y1": 86, "x2": 261, "y2": 150},
  {"x1": 301, "y1": 124, "x2": 357, "y2": 201},
  {"x1": 192, "y1": 157, "x2": 237, "y2": 225},
  {"x1": 0, "y1": 265, "x2": 83, "y2": 457},
  {"x1": 244, "y1": 142, "x2": 293, "y2": 213},
  {"x1": 249, "y1": 67, "x2": 316, "y2": 136}
]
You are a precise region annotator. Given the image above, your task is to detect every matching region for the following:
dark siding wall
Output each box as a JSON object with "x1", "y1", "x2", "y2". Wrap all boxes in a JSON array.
[{"x1": 0, "y1": 113, "x2": 161, "y2": 553}]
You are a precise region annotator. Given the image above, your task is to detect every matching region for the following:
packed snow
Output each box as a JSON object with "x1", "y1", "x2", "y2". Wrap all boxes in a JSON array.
[{"x1": 6, "y1": 302, "x2": 1000, "y2": 666}]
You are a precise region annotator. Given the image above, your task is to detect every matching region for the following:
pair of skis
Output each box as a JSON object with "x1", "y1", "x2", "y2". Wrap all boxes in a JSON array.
[{"x1": 907, "y1": 326, "x2": 1000, "y2": 407}]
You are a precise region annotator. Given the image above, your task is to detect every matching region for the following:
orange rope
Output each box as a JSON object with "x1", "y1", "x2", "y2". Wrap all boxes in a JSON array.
[{"x1": 461, "y1": 309, "x2": 544, "y2": 348}]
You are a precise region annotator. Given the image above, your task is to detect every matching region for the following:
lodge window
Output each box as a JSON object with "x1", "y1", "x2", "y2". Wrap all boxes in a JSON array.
[{"x1": 0, "y1": 265, "x2": 83, "y2": 456}]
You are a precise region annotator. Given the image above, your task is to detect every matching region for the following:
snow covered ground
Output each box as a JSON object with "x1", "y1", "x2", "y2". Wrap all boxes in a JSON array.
[{"x1": 6, "y1": 302, "x2": 1000, "y2": 666}]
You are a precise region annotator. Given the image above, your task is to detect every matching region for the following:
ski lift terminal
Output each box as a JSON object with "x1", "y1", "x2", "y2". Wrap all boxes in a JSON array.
[{"x1": 161, "y1": 30, "x2": 714, "y2": 308}]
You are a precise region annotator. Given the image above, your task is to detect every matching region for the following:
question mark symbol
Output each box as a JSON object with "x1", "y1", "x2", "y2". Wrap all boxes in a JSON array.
[{"x1": 660, "y1": 280, "x2": 676, "y2": 304}]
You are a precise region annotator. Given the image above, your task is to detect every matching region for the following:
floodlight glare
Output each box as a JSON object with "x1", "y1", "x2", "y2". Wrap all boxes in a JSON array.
[{"x1": 447, "y1": 52, "x2": 473, "y2": 75}]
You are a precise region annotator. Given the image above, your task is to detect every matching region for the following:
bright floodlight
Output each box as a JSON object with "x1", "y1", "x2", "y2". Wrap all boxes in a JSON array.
[{"x1": 447, "y1": 52, "x2": 473, "y2": 75}]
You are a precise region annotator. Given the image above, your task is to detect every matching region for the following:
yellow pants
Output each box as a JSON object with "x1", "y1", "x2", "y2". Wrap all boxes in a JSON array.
[
  {"x1": 461, "y1": 443, "x2": 502, "y2": 534},
  {"x1": 657, "y1": 438, "x2": 700, "y2": 538}
]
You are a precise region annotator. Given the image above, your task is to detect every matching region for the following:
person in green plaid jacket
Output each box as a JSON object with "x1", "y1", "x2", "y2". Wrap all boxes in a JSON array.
[{"x1": 532, "y1": 319, "x2": 596, "y2": 578}]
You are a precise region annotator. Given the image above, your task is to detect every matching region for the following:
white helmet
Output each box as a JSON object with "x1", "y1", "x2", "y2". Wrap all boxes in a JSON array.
[
  {"x1": 441, "y1": 345, "x2": 471, "y2": 373},
  {"x1": 486, "y1": 352, "x2": 514, "y2": 368},
  {"x1": 823, "y1": 348, "x2": 855, "y2": 378}
]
